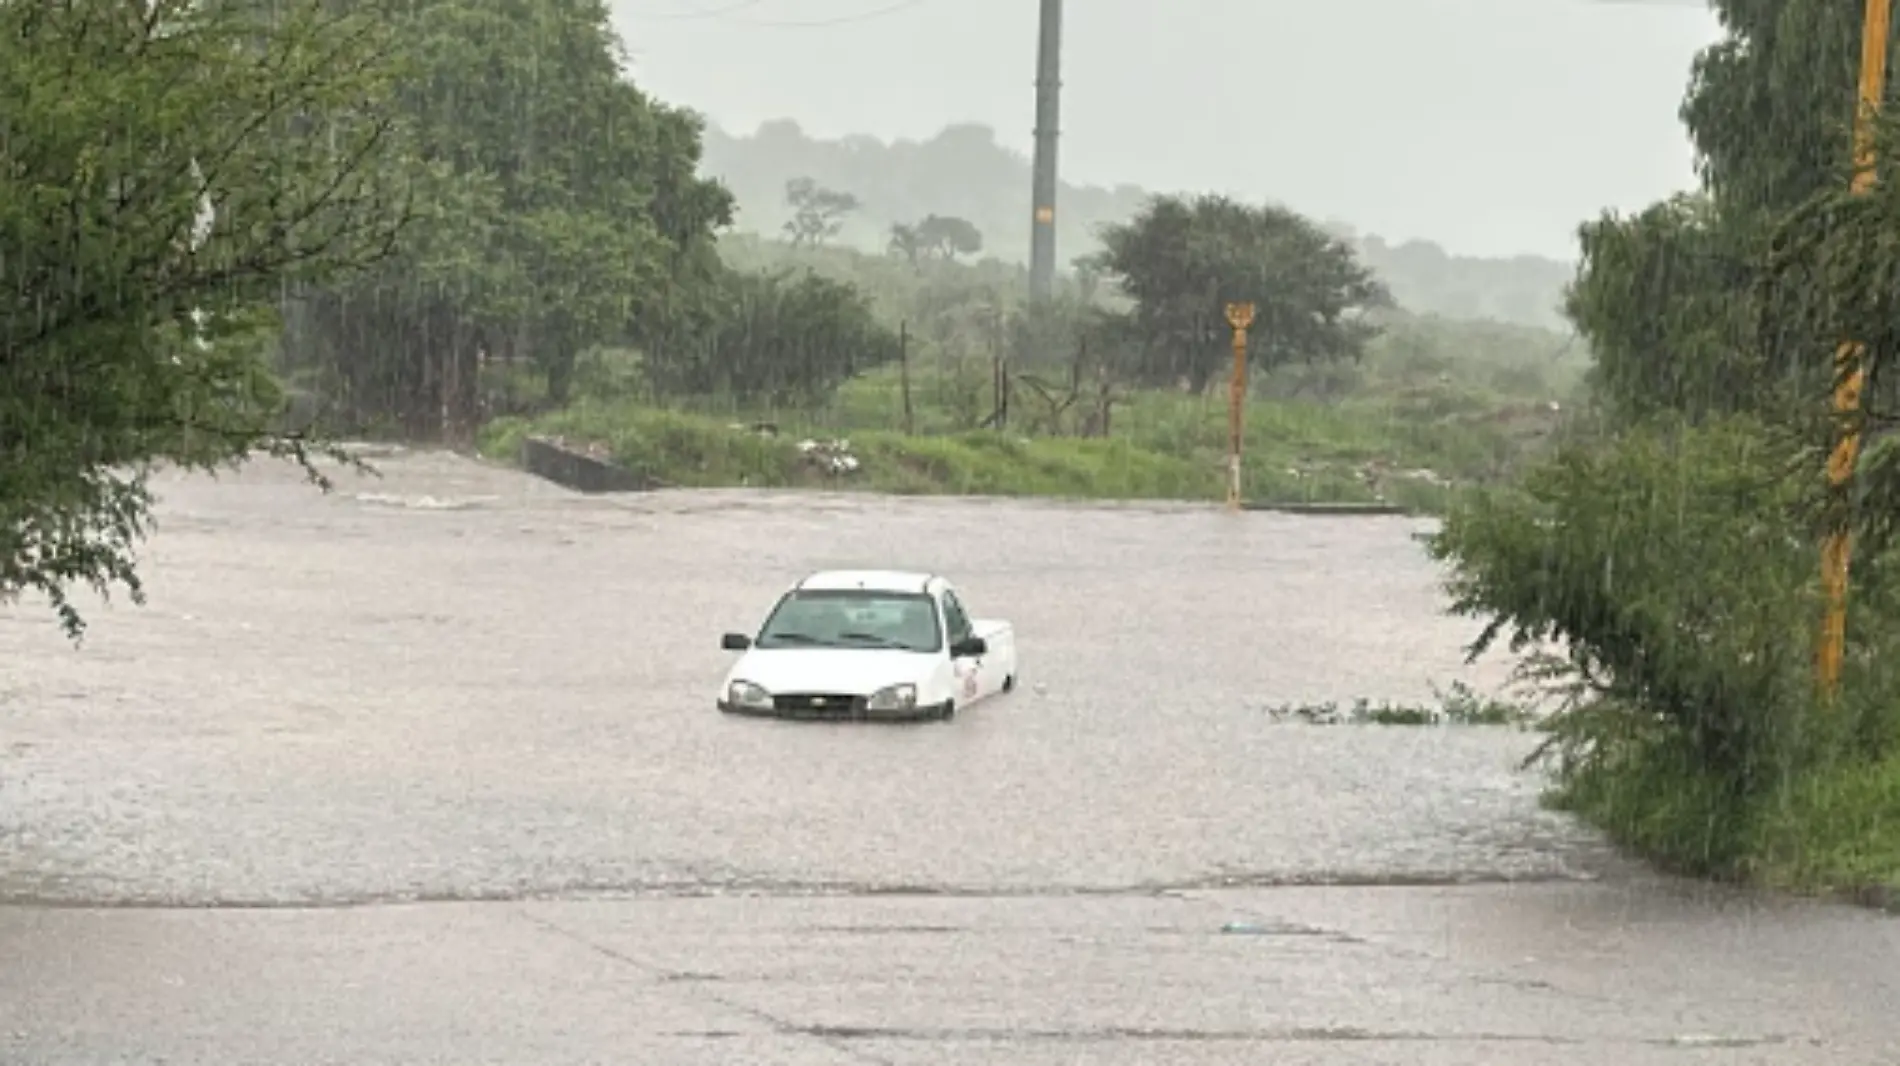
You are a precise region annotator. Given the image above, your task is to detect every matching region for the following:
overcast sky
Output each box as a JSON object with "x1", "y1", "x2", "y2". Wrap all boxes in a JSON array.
[{"x1": 610, "y1": 0, "x2": 1721, "y2": 259}]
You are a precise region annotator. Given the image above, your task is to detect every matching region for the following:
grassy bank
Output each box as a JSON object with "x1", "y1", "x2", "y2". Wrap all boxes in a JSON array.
[
  {"x1": 1546, "y1": 734, "x2": 1900, "y2": 906},
  {"x1": 478, "y1": 334, "x2": 1579, "y2": 509},
  {"x1": 1287, "y1": 682, "x2": 1900, "y2": 906}
]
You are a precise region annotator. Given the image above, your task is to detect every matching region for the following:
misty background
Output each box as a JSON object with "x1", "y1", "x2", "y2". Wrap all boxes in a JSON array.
[{"x1": 611, "y1": 0, "x2": 1721, "y2": 264}]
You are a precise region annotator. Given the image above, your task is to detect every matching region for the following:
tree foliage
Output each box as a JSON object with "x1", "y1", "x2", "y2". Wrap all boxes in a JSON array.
[
  {"x1": 782, "y1": 177, "x2": 858, "y2": 247},
  {"x1": 1572, "y1": 0, "x2": 1900, "y2": 431},
  {"x1": 0, "y1": 0, "x2": 409, "y2": 637},
  {"x1": 1433, "y1": 0, "x2": 1900, "y2": 868},
  {"x1": 642, "y1": 268, "x2": 901, "y2": 406},
  {"x1": 916, "y1": 214, "x2": 982, "y2": 259},
  {"x1": 1435, "y1": 418, "x2": 1814, "y2": 775},
  {"x1": 1566, "y1": 194, "x2": 1773, "y2": 421},
  {"x1": 888, "y1": 215, "x2": 982, "y2": 267},
  {"x1": 1680, "y1": 0, "x2": 1879, "y2": 218},
  {"x1": 1429, "y1": 415, "x2": 1900, "y2": 869},
  {"x1": 277, "y1": 0, "x2": 733, "y2": 435},
  {"x1": 1089, "y1": 194, "x2": 1391, "y2": 391}
]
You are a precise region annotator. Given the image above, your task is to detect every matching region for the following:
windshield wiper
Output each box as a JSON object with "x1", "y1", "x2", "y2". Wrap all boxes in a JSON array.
[
  {"x1": 763, "y1": 632, "x2": 829, "y2": 646},
  {"x1": 837, "y1": 632, "x2": 904, "y2": 649}
]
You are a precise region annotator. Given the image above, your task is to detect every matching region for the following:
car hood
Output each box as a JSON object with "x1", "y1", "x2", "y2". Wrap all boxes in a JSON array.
[{"x1": 729, "y1": 648, "x2": 934, "y2": 695}]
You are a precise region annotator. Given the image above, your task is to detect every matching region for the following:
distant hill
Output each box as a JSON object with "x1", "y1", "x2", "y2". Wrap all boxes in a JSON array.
[{"x1": 696, "y1": 119, "x2": 1577, "y2": 332}]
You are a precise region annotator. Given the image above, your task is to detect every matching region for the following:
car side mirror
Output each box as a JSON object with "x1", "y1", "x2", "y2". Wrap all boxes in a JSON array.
[
  {"x1": 721, "y1": 633, "x2": 751, "y2": 651},
  {"x1": 951, "y1": 636, "x2": 987, "y2": 658}
]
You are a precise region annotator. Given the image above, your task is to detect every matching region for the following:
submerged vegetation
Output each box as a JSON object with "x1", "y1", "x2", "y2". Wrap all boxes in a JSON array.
[{"x1": 1266, "y1": 682, "x2": 1535, "y2": 727}]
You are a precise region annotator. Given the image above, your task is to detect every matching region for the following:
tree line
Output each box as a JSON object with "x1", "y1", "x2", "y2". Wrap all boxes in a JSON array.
[
  {"x1": 698, "y1": 119, "x2": 1574, "y2": 330},
  {"x1": 756, "y1": 174, "x2": 1396, "y2": 395}
]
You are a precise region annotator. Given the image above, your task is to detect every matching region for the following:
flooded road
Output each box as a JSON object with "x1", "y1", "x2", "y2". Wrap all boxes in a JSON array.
[
  {"x1": 2, "y1": 450, "x2": 1895, "y2": 1063},
  {"x1": 0, "y1": 450, "x2": 1597, "y2": 904}
]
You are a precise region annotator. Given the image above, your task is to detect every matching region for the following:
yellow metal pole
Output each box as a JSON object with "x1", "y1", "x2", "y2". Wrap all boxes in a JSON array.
[
  {"x1": 1224, "y1": 302, "x2": 1255, "y2": 511},
  {"x1": 1819, "y1": 0, "x2": 1893, "y2": 700}
]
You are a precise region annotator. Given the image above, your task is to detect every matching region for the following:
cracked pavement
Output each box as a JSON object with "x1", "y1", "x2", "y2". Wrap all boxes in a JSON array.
[{"x1": 6, "y1": 884, "x2": 1896, "y2": 1063}]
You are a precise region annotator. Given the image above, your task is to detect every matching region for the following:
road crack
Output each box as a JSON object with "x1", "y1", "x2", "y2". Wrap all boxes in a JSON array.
[
  {"x1": 0, "y1": 868, "x2": 1602, "y2": 910},
  {"x1": 515, "y1": 907, "x2": 897, "y2": 1066}
]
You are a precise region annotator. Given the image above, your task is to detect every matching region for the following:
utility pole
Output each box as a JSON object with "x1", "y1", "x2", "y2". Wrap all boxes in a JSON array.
[
  {"x1": 1224, "y1": 302, "x2": 1254, "y2": 511},
  {"x1": 1818, "y1": 0, "x2": 1893, "y2": 700},
  {"x1": 1028, "y1": 0, "x2": 1062, "y2": 303}
]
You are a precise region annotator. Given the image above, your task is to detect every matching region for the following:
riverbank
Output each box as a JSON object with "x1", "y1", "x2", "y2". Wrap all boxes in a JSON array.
[{"x1": 475, "y1": 362, "x2": 1570, "y2": 511}]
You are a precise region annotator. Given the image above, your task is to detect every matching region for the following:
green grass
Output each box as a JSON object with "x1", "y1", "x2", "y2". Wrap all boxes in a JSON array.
[
  {"x1": 478, "y1": 349, "x2": 1573, "y2": 509},
  {"x1": 1747, "y1": 757, "x2": 1900, "y2": 900},
  {"x1": 1548, "y1": 750, "x2": 1900, "y2": 904},
  {"x1": 479, "y1": 403, "x2": 1218, "y2": 501},
  {"x1": 1528, "y1": 714, "x2": 1900, "y2": 904}
]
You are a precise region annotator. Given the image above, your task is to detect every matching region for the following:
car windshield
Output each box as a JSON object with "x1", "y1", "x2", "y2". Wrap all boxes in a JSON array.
[{"x1": 755, "y1": 589, "x2": 942, "y2": 652}]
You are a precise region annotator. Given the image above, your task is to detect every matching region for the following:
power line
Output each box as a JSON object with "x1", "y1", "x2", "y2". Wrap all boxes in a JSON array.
[
  {"x1": 619, "y1": 0, "x2": 765, "y2": 19},
  {"x1": 628, "y1": 0, "x2": 1700, "y2": 31},
  {"x1": 629, "y1": 0, "x2": 931, "y2": 28},
  {"x1": 741, "y1": 0, "x2": 930, "y2": 27}
]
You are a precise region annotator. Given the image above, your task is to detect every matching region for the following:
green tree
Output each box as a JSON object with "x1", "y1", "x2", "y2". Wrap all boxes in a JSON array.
[
  {"x1": 1680, "y1": 0, "x2": 1878, "y2": 218},
  {"x1": 280, "y1": 0, "x2": 732, "y2": 434},
  {"x1": 916, "y1": 214, "x2": 983, "y2": 260},
  {"x1": 1567, "y1": 0, "x2": 1900, "y2": 429},
  {"x1": 888, "y1": 223, "x2": 925, "y2": 267},
  {"x1": 1091, "y1": 194, "x2": 1391, "y2": 391},
  {"x1": 1428, "y1": 2, "x2": 1900, "y2": 878},
  {"x1": 782, "y1": 177, "x2": 858, "y2": 248},
  {"x1": 0, "y1": 0, "x2": 409, "y2": 637},
  {"x1": 1565, "y1": 194, "x2": 1772, "y2": 422},
  {"x1": 643, "y1": 268, "x2": 902, "y2": 406}
]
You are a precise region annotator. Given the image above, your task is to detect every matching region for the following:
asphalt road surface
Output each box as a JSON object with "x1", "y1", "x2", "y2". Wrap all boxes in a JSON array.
[{"x1": 0, "y1": 450, "x2": 1895, "y2": 1063}]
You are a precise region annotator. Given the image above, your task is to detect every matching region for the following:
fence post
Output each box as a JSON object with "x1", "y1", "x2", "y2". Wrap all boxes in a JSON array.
[{"x1": 899, "y1": 320, "x2": 914, "y2": 435}]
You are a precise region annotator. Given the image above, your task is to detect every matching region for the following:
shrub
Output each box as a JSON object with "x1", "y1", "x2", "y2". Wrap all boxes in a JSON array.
[{"x1": 1428, "y1": 414, "x2": 1900, "y2": 879}]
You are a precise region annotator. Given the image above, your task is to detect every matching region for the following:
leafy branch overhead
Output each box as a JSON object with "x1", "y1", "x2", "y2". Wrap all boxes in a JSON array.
[{"x1": 0, "y1": 0, "x2": 412, "y2": 638}]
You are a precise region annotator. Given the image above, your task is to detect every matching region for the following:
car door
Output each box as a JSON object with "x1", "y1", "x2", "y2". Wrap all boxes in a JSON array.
[{"x1": 941, "y1": 588, "x2": 986, "y2": 702}]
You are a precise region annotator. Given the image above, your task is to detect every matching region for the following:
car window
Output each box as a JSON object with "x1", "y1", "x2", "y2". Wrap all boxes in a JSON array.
[
  {"x1": 756, "y1": 590, "x2": 942, "y2": 652},
  {"x1": 941, "y1": 590, "x2": 973, "y2": 642}
]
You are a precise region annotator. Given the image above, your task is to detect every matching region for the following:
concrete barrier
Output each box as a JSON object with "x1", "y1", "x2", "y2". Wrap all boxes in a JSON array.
[
  {"x1": 520, "y1": 435, "x2": 652, "y2": 493},
  {"x1": 1242, "y1": 501, "x2": 1412, "y2": 516}
]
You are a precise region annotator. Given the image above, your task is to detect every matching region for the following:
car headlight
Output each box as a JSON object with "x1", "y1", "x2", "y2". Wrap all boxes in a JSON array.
[
  {"x1": 866, "y1": 683, "x2": 917, "y2": 712},
  {"x1": 727, "y1": 680, "x2": 773, "y2": 709}
]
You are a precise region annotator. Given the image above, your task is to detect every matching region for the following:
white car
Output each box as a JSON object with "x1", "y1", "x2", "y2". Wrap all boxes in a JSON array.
[{"x1": 717, "y1": 570, "x2": 1019, "y2": 721}]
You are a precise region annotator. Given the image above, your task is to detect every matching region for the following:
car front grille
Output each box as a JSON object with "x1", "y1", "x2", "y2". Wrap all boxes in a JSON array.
[{"x1": 771, "y1": 692, "x2": 868, "y2": 717}]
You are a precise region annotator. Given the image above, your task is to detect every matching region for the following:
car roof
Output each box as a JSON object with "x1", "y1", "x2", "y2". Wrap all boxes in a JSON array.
[{"x1": 796, "y1": 569, "x2": 936, "y2": 594}]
